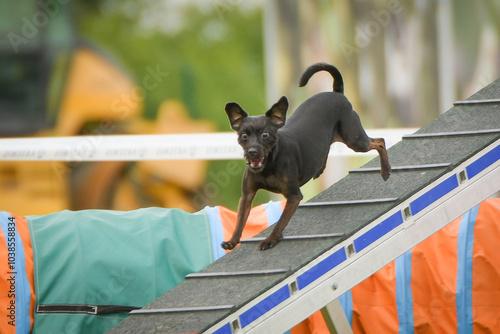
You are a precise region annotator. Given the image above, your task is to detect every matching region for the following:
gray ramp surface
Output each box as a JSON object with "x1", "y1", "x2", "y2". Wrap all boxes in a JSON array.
[{"x1": 108, "y1": 79, "x2": 500, "y2": 334}]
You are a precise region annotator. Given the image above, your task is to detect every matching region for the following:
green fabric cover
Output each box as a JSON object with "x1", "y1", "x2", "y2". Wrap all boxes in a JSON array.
[{"x1": 27, "y1": 207, "x2": 214, "y2": 333}]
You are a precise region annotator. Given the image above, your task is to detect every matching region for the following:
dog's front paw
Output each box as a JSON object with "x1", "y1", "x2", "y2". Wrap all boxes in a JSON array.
[
  {"x1": 221, "y1": 241, "x2": 236, "y2": 250},
  {"x1": 258, "y1": 236, "x2": 280, "y2": 251}
]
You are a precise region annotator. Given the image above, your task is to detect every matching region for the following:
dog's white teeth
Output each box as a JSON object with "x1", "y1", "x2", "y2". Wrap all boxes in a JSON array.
[{"x1": 250, "y1": 158, "x2": 263, "y2": 168}]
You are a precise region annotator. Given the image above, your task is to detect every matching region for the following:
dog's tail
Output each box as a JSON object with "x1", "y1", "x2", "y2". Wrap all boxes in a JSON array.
[{"x1": 299, "y1": 63, "x2": 344, "y2": 94}]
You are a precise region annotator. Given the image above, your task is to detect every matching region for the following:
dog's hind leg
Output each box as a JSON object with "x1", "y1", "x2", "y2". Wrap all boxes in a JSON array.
[
  {"x1": 338, "y1": 112, "x2": 391, "y2": 181},
  {"x1": 368, "y1": 138, "x2": 391, "y2": 180},
  {"x1": 343, "y1": 135, "x2": 391, "y2": 180}
]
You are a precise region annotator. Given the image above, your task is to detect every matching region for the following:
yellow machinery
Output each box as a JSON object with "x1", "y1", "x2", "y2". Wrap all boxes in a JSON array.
[{"x1": 0, "y1": 36, "x2": 213, "y2": 215}]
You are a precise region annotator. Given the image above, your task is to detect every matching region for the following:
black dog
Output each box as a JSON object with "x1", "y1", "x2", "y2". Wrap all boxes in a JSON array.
[{"x1": 221, "y1": 63, "x2": 391, "y2": 251}]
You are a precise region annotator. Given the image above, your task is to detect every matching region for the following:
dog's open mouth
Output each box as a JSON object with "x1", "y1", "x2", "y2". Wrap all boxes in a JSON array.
[{"x1": 247, "y1": 157, "x2": 264, "y2": 170}]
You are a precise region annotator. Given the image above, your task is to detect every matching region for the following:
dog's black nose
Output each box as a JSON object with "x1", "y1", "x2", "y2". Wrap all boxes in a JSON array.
[{"x1": 248, "y1": 148, "x2": 258, "y2": 157}]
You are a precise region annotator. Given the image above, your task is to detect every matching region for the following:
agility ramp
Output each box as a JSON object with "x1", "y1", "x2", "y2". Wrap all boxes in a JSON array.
[{"x1": 108, "y1": 79, "x2": 500, "y2": 334}]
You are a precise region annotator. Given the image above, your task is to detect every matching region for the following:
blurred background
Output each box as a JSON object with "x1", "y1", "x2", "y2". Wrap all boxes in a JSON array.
[{"x1": 0, "y1": 0, "x2": 499, "y2": 215}]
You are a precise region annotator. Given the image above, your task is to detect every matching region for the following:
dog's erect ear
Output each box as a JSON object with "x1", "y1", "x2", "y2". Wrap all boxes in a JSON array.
[
  {"x1": 265, "y1": 96, "x2": 288, "y2": 128},
  {"x1": 225, "y1": 102, "x2": 248, "y2": 131}
]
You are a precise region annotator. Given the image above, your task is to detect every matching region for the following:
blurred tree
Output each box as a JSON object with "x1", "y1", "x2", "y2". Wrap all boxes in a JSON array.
[
  {"x1": 74, "y1": 0, "x2": 269, "y2": 210},
  {"x1": 277, "y1": 0, "x2": 500, "y2": 128},
  {"x1": 76, "y1": 1, "x2": 265, "y2": 127}
]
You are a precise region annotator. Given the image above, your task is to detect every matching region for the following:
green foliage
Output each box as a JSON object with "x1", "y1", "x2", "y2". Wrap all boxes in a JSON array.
[
  {"x1": 78, "y1": 4, "x2": 265, "y2": 125},
  {"x1": 77, "y1": 3, "x2": 269, "y2": 210}
]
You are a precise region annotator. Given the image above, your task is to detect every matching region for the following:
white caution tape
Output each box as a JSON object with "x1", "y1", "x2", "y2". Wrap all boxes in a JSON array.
[{"x1": 0, "y1": 129, "x2": 416, "y2": 161}]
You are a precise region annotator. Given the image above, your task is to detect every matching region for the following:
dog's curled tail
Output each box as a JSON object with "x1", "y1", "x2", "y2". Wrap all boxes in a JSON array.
[{"x1": 299, "y1": 63, "x2": 344, "y2": 94}]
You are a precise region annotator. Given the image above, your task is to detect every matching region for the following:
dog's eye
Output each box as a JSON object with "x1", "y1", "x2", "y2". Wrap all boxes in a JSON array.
[
  {"x1": 261, "y1": 132, "x2": 269, "y2": 139},
  {"x1": 240, "y1": 133, "x2": 248, "y2": 141}
]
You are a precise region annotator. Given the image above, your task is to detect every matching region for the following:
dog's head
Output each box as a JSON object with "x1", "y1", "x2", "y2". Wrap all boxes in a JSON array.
[{"x1": 225, "y1": 96, "x2": 288, "y2": 173}]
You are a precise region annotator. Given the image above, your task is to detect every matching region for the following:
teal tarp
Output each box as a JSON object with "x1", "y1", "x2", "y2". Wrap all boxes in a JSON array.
[{"x1": 27, "y1": 208, "x2": 214, "y2": 333}]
